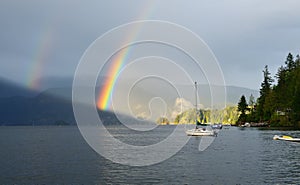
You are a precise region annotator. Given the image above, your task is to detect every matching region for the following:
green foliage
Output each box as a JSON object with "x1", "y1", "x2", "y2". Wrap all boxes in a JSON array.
[
  {"x1": 247, "y1": 52, "x2": 300, "y2": 128},
  {"x1": 174, "y1": 108, "x2": 200, "y2": 124},
  {"x1": 237, "y1": 95, "x2": 249, "y2": 124},
  {"x1": 156, "y1": 117, "x2": 170, "y2": 125},
  {"x1": 256, "y1": 65, "x2": 274, "y2": 121},
  {"x1": 224, "y1": 106, "x2": 239, "y2": 124},
  {"x1": 173, "y1": 106, "x2": 239, "y2": 125},
  {"x1": 238, "y1": 95, "x2": 248, "y2": 113},
  {"x1": 173, "y1": 52, "x2": 300, "y2": 128}
]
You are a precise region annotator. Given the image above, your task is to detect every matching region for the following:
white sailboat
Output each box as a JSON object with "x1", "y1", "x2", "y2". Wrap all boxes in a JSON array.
[
  {"x1": 185, "y1": 82, "x2": 217, "y2": 137},
  {"x1": 186, "y1": 127, "x2": 217, "y2": 136}
]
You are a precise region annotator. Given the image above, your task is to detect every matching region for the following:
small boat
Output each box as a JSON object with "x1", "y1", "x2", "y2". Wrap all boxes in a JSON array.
[
  {"x1": 185, "y1": 82, "x2": 217, "y2": 137},
  {"x1": 273, "y1": 135, "x2": 300, "y2": 142},
  {"x1": 240, "y1": 122, "x2": 251, "y2": 127},
  {"x1": 197, "y1": 123, "x2": 210, "y2": 126},
  {"x1": 211, "y1": 123, "x2": 223, "y2": 130},
  {"x1": 223, "y1": 124, "x2": 231, "y2": 129},
  {"x1": 186, "y1": 127, "x2": 217, "y2": 136}
]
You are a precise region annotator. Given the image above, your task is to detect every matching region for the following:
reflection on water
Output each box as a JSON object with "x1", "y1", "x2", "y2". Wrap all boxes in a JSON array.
[{"x1": 0, "y1": 126, "x2": 299, "y2": 184}]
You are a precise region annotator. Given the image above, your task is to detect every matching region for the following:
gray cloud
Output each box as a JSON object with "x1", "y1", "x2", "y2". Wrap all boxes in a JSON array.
[{"x1": 0, "y1": 0, "x2": 300, "y2": 90}]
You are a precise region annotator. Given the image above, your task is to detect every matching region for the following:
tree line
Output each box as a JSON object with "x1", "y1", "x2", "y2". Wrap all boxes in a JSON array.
[
  {"x1": 238, "y1": 53, "x2": 300, "y2": 128},
  {"x1": 157, "y1": 106, "x2": 239, "y2": 125}
]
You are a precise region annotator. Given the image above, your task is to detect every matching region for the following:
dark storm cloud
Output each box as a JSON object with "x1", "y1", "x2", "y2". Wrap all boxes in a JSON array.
[{"x1": 0, "y1": 0, "x2": 300, "y2": 90}]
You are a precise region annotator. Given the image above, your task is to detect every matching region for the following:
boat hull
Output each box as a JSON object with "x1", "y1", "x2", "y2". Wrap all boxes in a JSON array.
[
  {"x1": 211, "y1": 124, "x2": 223, "y2": 129},
  {"x1": 273, "y1": 135, "x2": 300, "y2": 142},
  {"x1": 223, "y1": 124, "x2": 231, "y2": 129},
  {"x1": 186, "y1": 129, "x2": 217, "y2": 136}
]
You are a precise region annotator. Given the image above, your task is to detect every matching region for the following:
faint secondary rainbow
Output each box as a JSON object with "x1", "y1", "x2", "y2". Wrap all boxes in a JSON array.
[{"x1": 26, "y1": 24, "x2": 55, "y2": 90}]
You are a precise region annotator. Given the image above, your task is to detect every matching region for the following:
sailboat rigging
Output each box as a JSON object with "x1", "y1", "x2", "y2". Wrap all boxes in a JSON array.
[{"x1": 185, "y1": 82, "x2": 217, "y2": 136}]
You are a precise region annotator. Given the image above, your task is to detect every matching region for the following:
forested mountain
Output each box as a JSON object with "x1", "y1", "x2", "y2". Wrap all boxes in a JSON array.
[
  {"x1": 171, "y1": 106, "x2": 239, "y2": 125},
  {"x1": 0, "y1": 77, "x2": 257, "y2": 126},
  {"x1": 0, "y1": 77, "x2": 38, "y2": 98}
]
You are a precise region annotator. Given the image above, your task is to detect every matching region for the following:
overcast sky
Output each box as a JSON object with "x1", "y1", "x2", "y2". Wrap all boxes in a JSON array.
[{"x1": 1, "y1": 0, "x2": 300, "y2": 90}]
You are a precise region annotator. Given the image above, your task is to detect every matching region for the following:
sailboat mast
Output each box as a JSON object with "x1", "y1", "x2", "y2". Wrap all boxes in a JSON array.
[
  {"x1": 195, "y1": 81, "x2": 197, "y2": 111},
  {"x1": 195, "y1": 81, "x2": 197, "y2": 124}
]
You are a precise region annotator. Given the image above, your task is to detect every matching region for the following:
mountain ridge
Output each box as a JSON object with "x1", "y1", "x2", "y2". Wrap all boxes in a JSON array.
[{"x1": 0, "y1": 79, "x2": 259, "y2": 125}]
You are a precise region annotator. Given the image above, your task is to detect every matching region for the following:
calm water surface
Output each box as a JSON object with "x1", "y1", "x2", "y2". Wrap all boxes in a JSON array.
[{"x1": 0, "y1": 126, "x2": 299, "y2": 184}]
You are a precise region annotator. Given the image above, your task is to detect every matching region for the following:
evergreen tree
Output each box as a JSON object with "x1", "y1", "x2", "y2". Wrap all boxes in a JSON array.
[
  {"x1": 285, "y1": 53, "x2": 296, "y2": 71},
  {"x1": 295, "y1": 54, "x2": 300, "y2": 66},
  {"x1": 247, "y1": 52, "x2": 300, "y2": 128},
  {"x1": 256, "y1": 65, "x2": 273, "y2": 121},
  {"x1": 291, "y1": 63, "x2": 300, "y2": 127},
  {"x1": 237, "y1": 95, "x2": 248, "y2": 124},
  {"x1": 248, "y1": 94, "x2": 255, "y2": 107},
  {"x1": 247, "y1": 94, "x2": 256, "y2": 122},
  {"x1": 274, "y1": 65, "x2": 287, "y2": 111}
]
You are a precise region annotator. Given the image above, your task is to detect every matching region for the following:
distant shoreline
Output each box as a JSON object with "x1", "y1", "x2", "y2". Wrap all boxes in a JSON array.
[{"x1": 2, "y1": 124, "x2": 300, "y2": 131}]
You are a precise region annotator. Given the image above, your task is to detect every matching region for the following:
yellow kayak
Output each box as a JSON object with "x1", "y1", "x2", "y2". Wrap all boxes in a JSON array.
[{"x1": 273, "y1": 135, "x2": 300, "y2": 142}]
